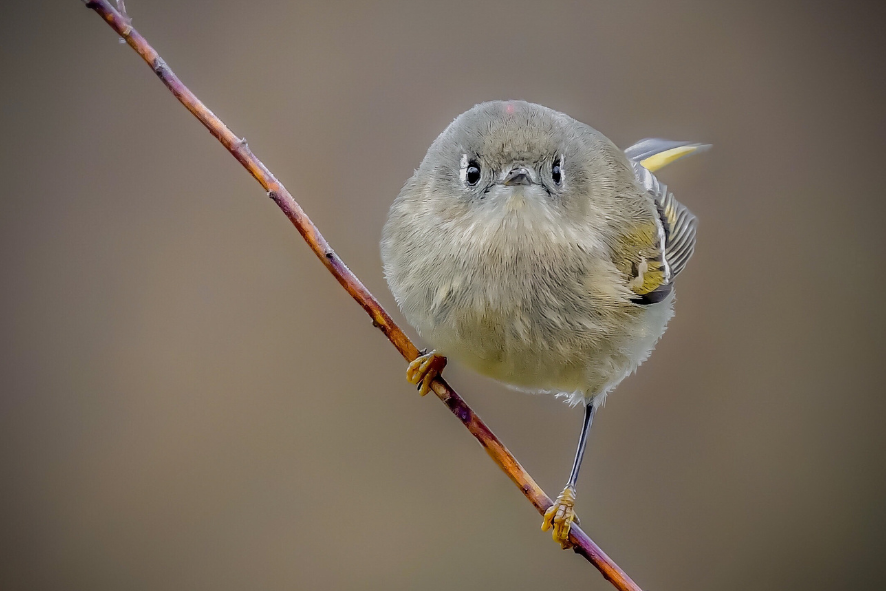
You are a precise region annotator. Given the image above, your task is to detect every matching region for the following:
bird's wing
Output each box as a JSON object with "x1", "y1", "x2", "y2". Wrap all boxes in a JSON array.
[
  {"x1": 611, "y1": 211, "x2": 673, "y2": 305},
  {"x1": 616, "y1": 138, "x2": 705, "y2": 304},
  {"x1": 632, "y1": 162, "x2": 698, "y2": 280}
]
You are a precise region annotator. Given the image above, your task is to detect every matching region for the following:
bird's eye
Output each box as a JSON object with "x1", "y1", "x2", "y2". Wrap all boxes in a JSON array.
[
  {"x1": 552, "y1": 158, "x2": 562, "y2": 185},
  {"x1": 465, "y1": 161, "x2": 481, "y2": 186}
]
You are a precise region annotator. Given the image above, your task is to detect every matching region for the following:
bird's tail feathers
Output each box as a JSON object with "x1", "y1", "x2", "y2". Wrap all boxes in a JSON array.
[{"x1": 624, "y1": 138, "x2": 711, "y2": 173}]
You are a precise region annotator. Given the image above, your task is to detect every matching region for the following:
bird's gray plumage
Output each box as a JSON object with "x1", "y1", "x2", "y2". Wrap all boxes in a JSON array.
[{"x1": 382, "y1": 100, "x2": 700, "y2": 406}]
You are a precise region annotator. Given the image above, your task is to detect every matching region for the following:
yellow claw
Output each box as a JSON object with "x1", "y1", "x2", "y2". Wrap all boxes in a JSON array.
[
  {"x1": 542, "y1": 486, "x2": 578, "y2": 549},
  {"x1": 406, "y1": 350, "x2": 447, "y2": 396}
]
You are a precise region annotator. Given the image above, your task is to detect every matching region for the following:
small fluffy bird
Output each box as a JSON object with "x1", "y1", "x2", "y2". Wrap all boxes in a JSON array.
[{"x1": 381, "y1": 100, "x2": 706, "y2": 547}]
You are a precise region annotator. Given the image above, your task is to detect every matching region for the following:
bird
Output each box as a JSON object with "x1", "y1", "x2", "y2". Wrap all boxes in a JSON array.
[{"x1": 380, "y1": 100, "x2": 706, "y2": 548}]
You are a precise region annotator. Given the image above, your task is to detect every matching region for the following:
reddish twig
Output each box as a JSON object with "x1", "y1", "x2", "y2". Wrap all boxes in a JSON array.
[{"x1": 81, "y1": 2, "x2": 644, "y2": 589}]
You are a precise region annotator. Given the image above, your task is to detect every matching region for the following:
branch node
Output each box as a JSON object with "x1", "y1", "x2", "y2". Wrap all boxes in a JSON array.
[
  {"x1": 325, "y1": 251, "x2": 335, "y2": 260},
  {"x1": 152, "y1": 57, "x2": 167, "y2": 77},
  {"x1": 114, "y1": 0, "x2": 131, "y2": 40},
  {"x1": 116, "y1": 0, "x2": 130, "y2": 21}
]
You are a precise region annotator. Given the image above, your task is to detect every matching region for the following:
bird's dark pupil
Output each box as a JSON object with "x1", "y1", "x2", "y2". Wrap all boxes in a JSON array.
[
  {"x1": 466, "y1": 164, "x2": 481, "y2": 185},
  {"x1": 552, "y1": 159, "x2": 561, "y2": 184}
]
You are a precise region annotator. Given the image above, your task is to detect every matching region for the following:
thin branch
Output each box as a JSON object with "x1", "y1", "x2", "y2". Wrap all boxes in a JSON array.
[
  {"x1": 113, "y1": 0, "x2": 130, "y2": 42},
  {"x1": 80, "y1": 2, "x2": 644, "y2": 589}
]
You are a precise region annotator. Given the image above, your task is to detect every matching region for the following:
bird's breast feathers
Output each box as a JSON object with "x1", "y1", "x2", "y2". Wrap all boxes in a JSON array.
[{"x1": 389, "y1": 213, "x2": 671, "y2": 399}]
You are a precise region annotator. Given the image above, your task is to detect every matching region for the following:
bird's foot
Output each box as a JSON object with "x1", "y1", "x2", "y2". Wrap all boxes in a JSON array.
[
  {"x1": 406, "y1": 350, "x2": 447, "y2": 396},
  {"x1": 542, "y1": 485, "x2": 579, "y2": 548}
]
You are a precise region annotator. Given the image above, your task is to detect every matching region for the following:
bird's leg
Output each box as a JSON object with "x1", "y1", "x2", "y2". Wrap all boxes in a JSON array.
[
  {"x1": 406, "y1": 349, "x2": 447, "y2": 396},
  {"x1": 542, "y1": 401, "x2": 596, "y2": 548}
]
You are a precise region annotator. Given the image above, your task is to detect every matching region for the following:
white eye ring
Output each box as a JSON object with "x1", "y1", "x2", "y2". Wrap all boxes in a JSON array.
[{"x1": 458, "y1": 154, "x2": 469, "y2": 184}]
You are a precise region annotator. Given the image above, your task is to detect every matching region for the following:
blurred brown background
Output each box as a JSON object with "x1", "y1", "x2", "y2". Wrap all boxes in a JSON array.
[{"x1": 1, "y1": 1, "x2": 884, "y2": 589}]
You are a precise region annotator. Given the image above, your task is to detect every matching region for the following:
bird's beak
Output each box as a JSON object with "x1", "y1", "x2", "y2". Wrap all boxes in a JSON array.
[{"x1": 502, "y1": 166, "x2": 534, "y2": 186}]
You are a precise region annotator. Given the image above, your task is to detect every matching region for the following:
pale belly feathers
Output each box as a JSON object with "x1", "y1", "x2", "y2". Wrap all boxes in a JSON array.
[{"x1": 386, "y1": 209, "x2": 674, "y2": 405}]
